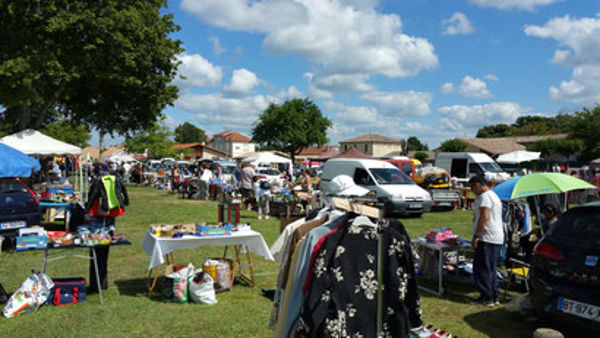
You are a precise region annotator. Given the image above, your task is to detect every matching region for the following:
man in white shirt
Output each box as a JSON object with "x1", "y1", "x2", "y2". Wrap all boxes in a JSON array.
[{"x1": 469, "y1": 175, "x2": 504, "y2": 306}]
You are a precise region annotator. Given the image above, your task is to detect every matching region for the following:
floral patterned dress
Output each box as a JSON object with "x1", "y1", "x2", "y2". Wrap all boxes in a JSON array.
[{"x1": 296, "y1": 219, "x2": 423, "y2": 338}]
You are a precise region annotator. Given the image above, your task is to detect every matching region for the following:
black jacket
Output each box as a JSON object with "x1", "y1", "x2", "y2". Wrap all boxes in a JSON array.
[{"x1": 86, "y1": 175, "x2": 129, "y2": 213}]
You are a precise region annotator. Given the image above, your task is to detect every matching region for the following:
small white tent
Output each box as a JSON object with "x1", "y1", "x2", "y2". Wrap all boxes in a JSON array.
[
  {"x1": 496, "y1": 151, "x2": 541, "y2": 164},
  {"x1": 0, "y1": 129, "x2": 82, "y2": 155},
  {"x1": 242, "y1": 151, "x2": 292, "y2": 167}
]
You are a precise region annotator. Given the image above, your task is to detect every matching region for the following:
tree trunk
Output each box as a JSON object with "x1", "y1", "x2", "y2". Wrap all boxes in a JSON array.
[{"x1": 98, "y1": 131, "x2": 104, "y2": 162}]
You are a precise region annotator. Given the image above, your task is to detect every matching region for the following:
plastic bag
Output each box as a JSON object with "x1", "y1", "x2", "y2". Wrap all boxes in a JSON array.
[
  {"x1": 166, "y1": 263, "x2": 194, "y2": 304},
  {"x1": 202, "y1": 259, "x2": 233, "y2": 293},
  {"x1": 3, "y1": 272, "x2": 54, "y2": 318},
  {"x1": 189, "y1": 269, "x2": 217, "y2": 305}
]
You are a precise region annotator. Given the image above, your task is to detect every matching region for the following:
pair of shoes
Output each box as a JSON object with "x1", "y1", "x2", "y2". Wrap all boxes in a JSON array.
[
  {"x1": 469, "y1": 297, "x2": 496, "y2": 307},
  {"x1": 258, "y1": 215, "x2": 262, "y2": 220}
]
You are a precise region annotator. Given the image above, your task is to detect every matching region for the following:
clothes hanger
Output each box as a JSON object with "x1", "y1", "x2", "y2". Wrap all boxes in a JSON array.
[{"x1": 351, "y1": 215, "x2": 377, "y2": 228}]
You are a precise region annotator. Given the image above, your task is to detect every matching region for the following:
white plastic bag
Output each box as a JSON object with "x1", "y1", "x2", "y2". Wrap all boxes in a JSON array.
[
  {"x1": 3, "y1": 272, "x2": 54, "y2": 318},
  {"x1": 167, "y1": 263, "x2": 194, "y2": 304},
  {"x1": 189, "y1": 269, "x2": 217, "y2": 305}
]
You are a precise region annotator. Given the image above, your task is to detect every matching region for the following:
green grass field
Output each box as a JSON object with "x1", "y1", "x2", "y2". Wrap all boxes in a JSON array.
[{"x1": 0, "y1": 186, "x2": 539, "y2": 337}]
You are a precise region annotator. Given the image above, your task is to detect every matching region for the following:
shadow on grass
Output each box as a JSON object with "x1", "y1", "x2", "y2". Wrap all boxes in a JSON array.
[
  {"x1": 115, "y1": 277, "x2": 157, "y2": 299},
  {"x1": 464, "y1": 308, "x2": 534, "y2": 338}
]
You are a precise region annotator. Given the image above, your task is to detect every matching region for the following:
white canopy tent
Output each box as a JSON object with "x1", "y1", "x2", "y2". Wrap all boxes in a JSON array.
[
  {"x1": 496, "y1": 151, "x2": 541, "y2": 164},
  {"x1": 241, "y1": 151, "x2": 292, "y2": 167},
  {"x1": 108, "y1": 149, "x2": 138, "y2": 163},
  {"x1": 0, "y1": 129, "x2": 82, "y2": 155}
]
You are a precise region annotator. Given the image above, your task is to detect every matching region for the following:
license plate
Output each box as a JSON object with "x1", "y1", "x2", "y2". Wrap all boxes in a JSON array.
[
  {"x1": 409, "y1": 203, "x2": 423, "y2": 209},
  {"x1": 557, "y1": 297, "x2": 600, "y2": 322},
  {"x1": 0, "y1": 221, "x2": 26, "y2": 230},
  {"x1": 438, "y1": 202, "x2": 451, "y2": 206}
]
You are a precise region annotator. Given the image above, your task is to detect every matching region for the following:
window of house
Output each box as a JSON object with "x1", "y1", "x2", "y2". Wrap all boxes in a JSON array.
[{"x1": 364, "y1": 144, "x2": 368, "y2": 153}]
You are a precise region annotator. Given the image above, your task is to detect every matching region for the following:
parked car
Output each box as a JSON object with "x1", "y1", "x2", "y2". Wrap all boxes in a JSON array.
[
  {"x1": 435, "y1": 152, "x2": 510, "y2": 184},
  {"x1": 0, "y1": 178, "x2": 41, "y2": 240},
  {"x1": 320, "y1": 159, "x2": 432, "y2": 216},
  {"x1": 382, "y1": 158, "x2": 416, "y2": 180},
  {"x1": 530, "y1": 202, "x2": 600, "y2": 330},
  {"x1": 255, "y1": 168, "x2": 284, "y2": 188}
]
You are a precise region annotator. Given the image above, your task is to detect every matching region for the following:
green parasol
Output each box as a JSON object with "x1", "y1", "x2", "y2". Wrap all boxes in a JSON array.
[{"x1": 492, "y1": 173, "x2": 596, "y2": 200}]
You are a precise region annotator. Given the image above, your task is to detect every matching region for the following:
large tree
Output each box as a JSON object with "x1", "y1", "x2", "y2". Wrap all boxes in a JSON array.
[
  {"x1": 252, "y1": 98, "x2": 331, "y2": 163},
  {"x1": 41, "y1": 120, "x2": 91, "y2": 148},
  {"x1": 124, "y1": 121, "x2": 177, "y2": 159},
  {"x1": 439, "y1": 139, "x2": 467, "y2": 152},
  {"x1": 406, "y1": 136, "x2": 429, "y2": 151},
  {"x1": 175, "y1": 122, "x2": 206, "y2": 144},
  {"x1": 568, "y1": 106, "x2": 600, "y2": 162},
  {"x1": 0, "y1": 0, "x2": 182, "y2": 136}
]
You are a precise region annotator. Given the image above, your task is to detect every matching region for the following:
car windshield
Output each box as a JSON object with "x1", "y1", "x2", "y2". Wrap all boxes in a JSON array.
[
  {"x1": 0, "y1": 179, "x2": 27, "y2": 193},
  {"x1": 479, "y1": 162, "x2": 503, "y2": 173},
  {"x1": 258, "y1": 169, "x2": 280, "y2": 176},
  {"x1": 551, "y1": 210, "x2": 600, "y2": 243},
  {"x1": 369, "y1": 168, "x2": 413, "y2": 185},
  {"x1": 222, "y1": 166, "x2": 236, "y2": 175}
]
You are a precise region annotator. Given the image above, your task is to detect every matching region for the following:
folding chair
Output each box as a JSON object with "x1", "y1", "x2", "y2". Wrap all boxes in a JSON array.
[{"x1": 504, "y1": 258, "x2": 530, "y2": 299}]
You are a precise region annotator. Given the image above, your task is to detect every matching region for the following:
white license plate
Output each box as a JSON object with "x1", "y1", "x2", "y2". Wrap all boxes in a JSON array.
[
  {"x1": 409, "y1": 203, "x2": 423, "y2": 209},
  {"x1": 557, "y1": 297, "x2": 600, "y2": 322},
  {"x1": 438, "y1": 202, "x2": 451, "y2": 206},
  {"x1": 0, "y1": 221, "x2": 26, "y2": 230}
]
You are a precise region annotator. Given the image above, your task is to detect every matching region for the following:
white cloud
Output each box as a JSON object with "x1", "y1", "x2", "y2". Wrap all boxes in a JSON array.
[
  {"x1": 525, "y1": 15, "x2": 600, "y2": 105},
  {"x1": 311, "y1": 74, "x2": 375, "y2": 93},
  {"x1": 223, "y1": 68, "x2": 260, "y2": 96},
  {"x1": 438, "y1": 102, "x2": 532, "y2": 132},
  {"x1": 209, "y1": 36, "x2": 226, "y2": 55},
  {"x1": 484, "y1": 74, "x2": 499, "y2": 81},
  {"x1": 175, "y1": 92, "x2": 271, "y2": 130},
  {"x1": 275, "y1": 86, "x2": 304, "y2": 100},
  {"x1": 182, "y1": 0, "x2": 438, "y2": 92},
  {"x1": 442, "y1": 12, "x2": 474, "y2": 36},
  {"x1": 469, "y1": 0, "x2": 561, "y2": 11},
  {"x1": 175, "y1": 53, "x2": 223, "y2": 88},
  {"x1": 359, "y1": 91, "x2": 432, "y2": 117},
  {"x1": 440, "y1": 82, "x2": 455, "y2": 94},
  {"x1": 440, "y1": 75, "x2": 494, "y2": 99}
]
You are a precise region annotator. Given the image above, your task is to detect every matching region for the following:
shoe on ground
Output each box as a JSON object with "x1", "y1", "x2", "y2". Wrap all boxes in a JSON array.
[
  {"x1": 469, "y1": 297, "x2": 496, "y2": 307},
  {"x1": 258, "y1": 215, "x2": 262, "y2": 220},
  {"x1": 265, "y1": 215, "x2": 269, "y2": 219},
  {"x1": 494, "y1": 298, "x2": 500, "y2": 306}
]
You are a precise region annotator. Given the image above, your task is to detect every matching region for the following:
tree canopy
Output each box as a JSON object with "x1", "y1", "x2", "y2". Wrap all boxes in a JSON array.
[
  {"x1": 41, "y1": 120, "x2": 91, "y2": 148},
  {"x1": 175, "y1": 122, "x2": 206, "y2": 144},
  {"x1": 439, "y1": 139, "x2": 467, "y2": 152},
  {"x1": 529, "y1": 138, "x2": 584, "y2": 162},
  {"x1": 476, "y1": 124, "x2": 513, "y2": 138},
  {"x1": 568, "y1": 106, "x2": 600, "y2": 162},
  {"x1": 0, "y1": 0, "x2": 183, "y2": 135},
  {"x1": 124, "y1": 121, "x2": 177, "y2": 159},
  {"x1": 252, "y1": 98, "x2": 331, "y2": 162},
  {"x1": 413, "y1": 151, "x2": 429, "y2": 163},
  {"x1": 406, "y1": 136, "x2": 429, "y2": 151}
]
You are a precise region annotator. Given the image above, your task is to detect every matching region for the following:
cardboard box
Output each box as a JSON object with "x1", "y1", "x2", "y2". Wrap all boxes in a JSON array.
[{"x1": 16, "y1": 235, "x2": 48, "y2": 251}]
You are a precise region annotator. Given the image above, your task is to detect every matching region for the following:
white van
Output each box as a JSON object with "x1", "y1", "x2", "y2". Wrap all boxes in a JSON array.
[
  {"x1": 320, "y1": 159, "x2": 432, "y2": 215},
  {"x1": 434, "y1": 152, "x2": 510, "y2": 182}
]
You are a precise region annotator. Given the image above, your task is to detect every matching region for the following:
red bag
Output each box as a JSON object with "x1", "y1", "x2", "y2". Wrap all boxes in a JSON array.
[{"x1": 46, "y1": 278, "x2": 87, "y2": 306}]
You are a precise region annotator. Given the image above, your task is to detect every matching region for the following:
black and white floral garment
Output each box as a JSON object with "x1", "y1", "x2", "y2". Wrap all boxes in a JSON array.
[{"x1": 296, "y1": 219, "x2": 423, "y2": 338}]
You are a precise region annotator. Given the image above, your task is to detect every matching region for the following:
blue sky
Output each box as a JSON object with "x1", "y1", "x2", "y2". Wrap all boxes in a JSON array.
[{"x1": 153, "y1": 0, "x2": 600, "y2": 148}]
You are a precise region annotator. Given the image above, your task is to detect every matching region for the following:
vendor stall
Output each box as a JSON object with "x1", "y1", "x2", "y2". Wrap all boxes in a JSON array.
[
  {"x1": 0, "y1": 143, "x2": 41, "y2": 177},
  {"x1": 0, "y1": 129, "x2": 82, "y2": 156}
]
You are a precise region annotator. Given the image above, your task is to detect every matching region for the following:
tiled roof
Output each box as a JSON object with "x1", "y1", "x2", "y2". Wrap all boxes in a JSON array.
[
  {"x1": 81, "y1": 145, "x2": 122, "y2": 159},
  {"x1": 208, "y1": 130, "x2": 252, "y2": 143},
  {"x1": 340, "y1": 133, "x2": 403, "y2": 144},
  {"x1": 458, "y1": 138, "x2": 526, "y2": 156},
  {"x1": 172, "y1": 143, "x2": 231, "y2": 157},
  {"x1": 298, "y1": 145, "x2": 339, "y2": 155}
]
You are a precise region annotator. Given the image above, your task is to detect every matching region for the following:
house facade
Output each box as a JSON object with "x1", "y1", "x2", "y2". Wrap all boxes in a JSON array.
[
  {"x1": 172, "y1": 143, "x2": 230, "y2": 160},
  {"x1": 339, "y1": 133, "x2": 404, "y2": 157},
  {"x1": 207, "y1": 131, "x2": 255, "y2": 158}
]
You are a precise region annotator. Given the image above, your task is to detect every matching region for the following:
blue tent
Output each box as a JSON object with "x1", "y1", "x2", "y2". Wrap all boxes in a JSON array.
[{"x1": 0, "y1": 143, "x2": 41, "y2": 177}]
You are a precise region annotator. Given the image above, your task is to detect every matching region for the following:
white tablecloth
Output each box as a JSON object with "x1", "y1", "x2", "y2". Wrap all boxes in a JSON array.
[{"x1": 141, "y1": 230, "x2": 274, "y2": 270}]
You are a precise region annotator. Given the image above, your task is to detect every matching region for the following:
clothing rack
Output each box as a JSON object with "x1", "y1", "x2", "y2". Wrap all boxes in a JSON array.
[{"x1": 329, "y1": 195, "x2": 388, "y2": 337}]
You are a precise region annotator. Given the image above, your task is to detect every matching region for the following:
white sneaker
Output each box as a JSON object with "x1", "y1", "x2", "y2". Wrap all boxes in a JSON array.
[
  {"x1": 265, "y1": 215, "x2": 270, "y2": 220},
  {"x1": 258, "y1": 215, "x2": 262, "y2": 220}
]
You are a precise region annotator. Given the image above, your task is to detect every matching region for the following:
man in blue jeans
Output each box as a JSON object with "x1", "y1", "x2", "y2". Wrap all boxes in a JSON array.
[{"x1": 469, "y1": 175, "x2": 504, "y2": 306}]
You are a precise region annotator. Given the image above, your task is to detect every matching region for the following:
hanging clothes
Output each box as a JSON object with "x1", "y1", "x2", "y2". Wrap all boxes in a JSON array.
[
  {"x1": 86, "y1": 175, "x2": 129, "y2": 214},
  {"x1": 295, "y1": 219, "x2": 422, "y2": 338}
]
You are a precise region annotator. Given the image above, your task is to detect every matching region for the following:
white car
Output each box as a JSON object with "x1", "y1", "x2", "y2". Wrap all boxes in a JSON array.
[
  {"x1": 320, "y1": 159, "x2": 432, "y2": 216},
  {"x1": 255, "y1": 168, "x2": 284, "y2": 188}
]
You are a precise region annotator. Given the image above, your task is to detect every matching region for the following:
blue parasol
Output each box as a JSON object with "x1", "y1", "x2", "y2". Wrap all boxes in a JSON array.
[{"x1": 0, "y1": 143, "x2": 41, "y2": 177}]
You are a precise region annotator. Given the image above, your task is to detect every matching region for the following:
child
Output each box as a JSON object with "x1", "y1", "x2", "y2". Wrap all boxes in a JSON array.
[{"x1": 254, "y1": 176, "x2": 271, "y2": 220}]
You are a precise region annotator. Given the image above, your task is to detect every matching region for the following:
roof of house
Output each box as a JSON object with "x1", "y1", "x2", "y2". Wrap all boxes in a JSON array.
[
  {"x1": 81, "y1": 145, "x2": 122, "y2": 159},
  {"x1": 172, "y1": 143, "x2": 231, "y2": 157},
  {"x1": 457, "y1": 138, "x2": 526, "y2": 156},
  {"x1": 329, "y1": 147, "x2": 372, "y2": 159},
  {"x1": 208, "y1": 130, "x2": 252, "y2": 143},
  {"x1": 340, "y1": 133, "x2": 403, "y2": 144},
  {"x1": 506, "y1": 134, "x2": 568, "y2": 143},
  {"x1": 298, "y1": 145, "x2": 339, "y2": 156}
]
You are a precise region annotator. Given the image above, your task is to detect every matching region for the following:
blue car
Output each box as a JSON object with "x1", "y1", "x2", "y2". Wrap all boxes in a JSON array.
[
  {"x1": 531, "y1": 201, "x2": 600, "y2": 331},
  {"x1": 0, "y1": 178, "x2": 41, "y2": 241}
]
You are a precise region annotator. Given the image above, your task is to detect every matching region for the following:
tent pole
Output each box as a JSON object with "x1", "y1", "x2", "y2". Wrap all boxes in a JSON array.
[{"x1": 534, "y1": 195, "x2": 544, "y2": 236}]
